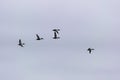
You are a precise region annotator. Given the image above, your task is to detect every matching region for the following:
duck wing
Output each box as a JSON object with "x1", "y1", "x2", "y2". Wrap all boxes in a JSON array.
[
  {"x1": 36, "y1": 34, "x2": 40, "y2": 39},
  {"x1": 19, "y1": 39, "x2": 22, "y2": 44}
]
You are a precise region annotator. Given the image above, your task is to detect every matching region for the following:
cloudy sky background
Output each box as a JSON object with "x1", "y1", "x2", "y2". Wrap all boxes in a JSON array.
[{"x1": 0, "y1": 0, "x2": 120, "y2": 80}]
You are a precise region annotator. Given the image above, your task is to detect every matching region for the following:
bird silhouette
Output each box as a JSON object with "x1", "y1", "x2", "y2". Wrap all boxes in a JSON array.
[
  {"x1": 53, "y1": 29, "x2": 60, "y2": 39},
  {"x1": 53, "y1": 29, "x2": 60, "y2": 34},
  {"x1": 53, "y1": 32, "x2": 60, "y2": 39},
  {"x1": 36, "y1": 34, "x2": 44, "y2": 40},
  {"x1": 18, "y1": 39, "x2": 25, "y2": 47},
  {"x1": 87, "y1": 48, "x2": 94, "y2": 54}
]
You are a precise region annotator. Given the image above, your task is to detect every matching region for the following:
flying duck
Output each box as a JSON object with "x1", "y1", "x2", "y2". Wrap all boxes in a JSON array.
[
  {"x1": 87, "y1": 48, "x2": 94, "y2": 54},
  {"x1": 18, "y1": 39, "x2": 25, "y2": 47},
  {"x1": 36, "y1": 34, "x2": 44, "y2": 40}
]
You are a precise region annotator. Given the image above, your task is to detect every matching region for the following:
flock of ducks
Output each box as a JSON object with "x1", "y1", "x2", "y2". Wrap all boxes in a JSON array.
[{"x1": 18, "y1": 29, "x2": 94, "y2": 54}]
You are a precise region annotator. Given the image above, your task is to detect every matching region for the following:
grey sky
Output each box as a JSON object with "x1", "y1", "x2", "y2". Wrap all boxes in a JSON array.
[{"x1": 0, "y1": 0, "x2": 120, "y2": 80}]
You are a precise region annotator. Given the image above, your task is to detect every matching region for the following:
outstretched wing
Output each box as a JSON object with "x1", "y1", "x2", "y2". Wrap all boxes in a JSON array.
[
  {"x1": 53, "y1": 29, "x2": 60, "y2": 34},
  {"x1": 19, "y1": 39, "x2": 22, "y2": 44},
  {"x1": 36, "y1": 34, "x2": 40, "y2": 39},
  {"x1": 53, "y1": 29, "x2": 60, "y2": 31},
  {"x1": 18, "y1": 39, "x2": 24, "y2": 47},
  {"x1": 56, "y1": 31, "x2": 59, "y2": 34},
  {"x1": 53, "y1": 29, "x2": 57, "y2": 31}
]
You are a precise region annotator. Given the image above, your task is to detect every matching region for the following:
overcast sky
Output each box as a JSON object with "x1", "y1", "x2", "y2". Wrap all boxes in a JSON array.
[{"x1": 0, "y1": 0, "x2": 120, "y2": 80}]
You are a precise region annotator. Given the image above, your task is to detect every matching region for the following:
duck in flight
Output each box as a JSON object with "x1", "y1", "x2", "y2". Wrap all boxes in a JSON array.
[
  {"x1": 53, "y1": 31, "x2": 60, "y2": 39},
  {"x1": 36, "y1": 34, "x2": 44, "y2": 40},
  {"x1": 87, "y1": 48, "x2": 94, "y2": 54},
  {"x1": 18, "y1": 39, "x2": 25, "y2": 47},
  {"x1": 53, "y1": 29, "x2": 60, "y2": 39},
  {"x1": 53, "y1": 29, "x2": 60, "y2": 34}
]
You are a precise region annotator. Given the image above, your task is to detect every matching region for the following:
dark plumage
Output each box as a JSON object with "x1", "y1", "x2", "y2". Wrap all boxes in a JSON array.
[
  {"x1": 53, "y1": 29, "x2": 60, "y2": 39},
  {"x1": 87, "y1": 48, "x2": 94, "y2": 54},
  {"x1": 18, "y1": 39, "x2": 25, "y2": 47},
  {"x1": 53, "y1": 29, "x2": 60, "y2": 31},
  {"x1": 53, "y1": 29, "x2": 60, "y2": 34},
  {"x1": 53, "y1": 32, "x2": 60, "y2": 39},
  {"x1": 36, "y1": 34, "x2": 44, "y2": 40}
]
